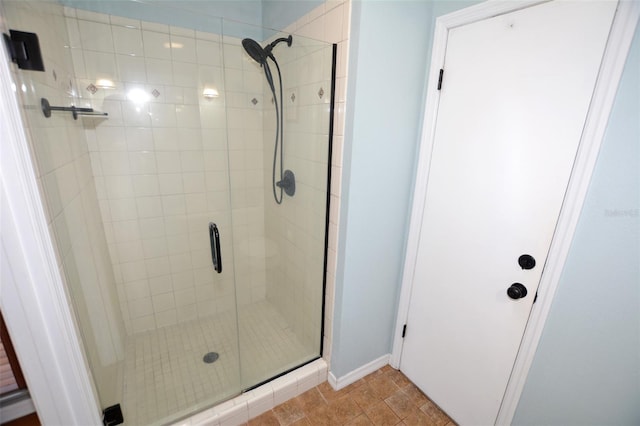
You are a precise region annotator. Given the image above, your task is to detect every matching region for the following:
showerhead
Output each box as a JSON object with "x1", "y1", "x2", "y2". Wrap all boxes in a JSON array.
[
  {"x1": 242, "y1": 38, "x2": 268, "y2": 64},
  {"x1": 242, "y1": 35, "x2": 293, "y2": 65}
]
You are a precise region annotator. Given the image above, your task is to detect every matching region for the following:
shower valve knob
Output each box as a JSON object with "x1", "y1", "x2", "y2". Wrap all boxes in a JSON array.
[{"x1": 276, "y1": 170, "x2": 296, "y2": 197}]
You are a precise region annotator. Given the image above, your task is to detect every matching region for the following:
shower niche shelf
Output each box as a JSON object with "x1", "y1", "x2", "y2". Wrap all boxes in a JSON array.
[{"x1": 41, "y1": 97, "x2": 108, "y2": 120}]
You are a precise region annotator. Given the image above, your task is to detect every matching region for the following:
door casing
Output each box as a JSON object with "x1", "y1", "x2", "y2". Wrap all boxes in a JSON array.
[{"x1": 390, "y1": 1, "x2": 640, "y2": 424}]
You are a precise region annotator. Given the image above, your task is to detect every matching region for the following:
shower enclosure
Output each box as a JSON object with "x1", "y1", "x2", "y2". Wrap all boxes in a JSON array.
[{"x1": 1, "y1": 1, "x2": 334, "y2": 424}]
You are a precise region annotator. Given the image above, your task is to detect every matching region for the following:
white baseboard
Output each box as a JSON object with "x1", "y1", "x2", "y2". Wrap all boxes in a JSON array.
[{"x1": 328, "y1": 354, "x2": 390, "y2": 390}]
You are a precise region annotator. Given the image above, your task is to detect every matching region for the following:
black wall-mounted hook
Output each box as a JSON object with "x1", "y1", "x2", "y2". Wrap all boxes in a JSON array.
[{"x1": 3, "y1": 30, "x2": 45, "y2": 71}]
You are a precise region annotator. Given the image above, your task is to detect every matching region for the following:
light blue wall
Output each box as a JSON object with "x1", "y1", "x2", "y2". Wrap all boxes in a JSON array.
[
  {"x1": 58, "y1": 0, "x2": 318, "y2": 39},
  {"x1": 512, "y1": 24, "x2": 640, "y2": 426},
  {"x1": 331, "y1": 0, "x2": 481, "y2": 379},
  {"x1": 262, "y1": 0, "x2": 322, "y2": 32},
  {"x1": 331, "y1": 0, "x2": 434, "y2": 378},
  {"x1": 58, "y1": 0, "x2": 262, "y2": 37}
]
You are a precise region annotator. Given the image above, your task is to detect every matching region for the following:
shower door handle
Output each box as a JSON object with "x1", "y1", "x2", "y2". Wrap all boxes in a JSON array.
[{"x1": 209, "y1": 223, "x2": 222, "y2": 273}]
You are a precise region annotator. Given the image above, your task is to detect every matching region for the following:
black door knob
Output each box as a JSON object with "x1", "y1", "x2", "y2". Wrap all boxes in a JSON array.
[{"x1": 507, "y1": 283, "x2": 528, "y2": 300}]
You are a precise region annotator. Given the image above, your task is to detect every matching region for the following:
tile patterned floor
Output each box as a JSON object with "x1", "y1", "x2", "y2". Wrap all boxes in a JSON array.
[{"x1": 247, "y1": 365, "x2": 455, "y2": 426}]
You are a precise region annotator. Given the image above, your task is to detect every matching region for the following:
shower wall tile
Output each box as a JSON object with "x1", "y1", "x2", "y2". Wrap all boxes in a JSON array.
[
  {"x1": 70, "y1": 12, "x2": 265, "y2": 334},
  {"x1": 171, "y1": 35, "x2": 197, "y2": 63},
  {"x1": 110, "y1": 15, "x2": 141, "y2": 29},
  {"x1": 78, "y1": 20, "x2": 114, "y2": 53},
  {"x1": 112, "y1": 26, "x2": 144, "y2": 56},
  {"x1": 76, "y1": 8, "x2": 110, "y2": 24}
]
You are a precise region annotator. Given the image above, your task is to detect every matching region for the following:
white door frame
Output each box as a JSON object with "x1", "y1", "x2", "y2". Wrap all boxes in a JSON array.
[
  {"x1": 390, "y1": 1, "x2": 639, "y2": 424},
  {"x1": 0, "y1": 29, "x2": 103, "y2": 426}
]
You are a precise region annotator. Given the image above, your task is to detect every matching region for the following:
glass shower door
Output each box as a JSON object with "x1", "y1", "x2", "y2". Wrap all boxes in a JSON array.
[
  {"x1": 222, "y1": 21, "x2": 334, "y2": 388},
  {"x1": 0, "y1": 2, "x2": 245, "y2": 424}
]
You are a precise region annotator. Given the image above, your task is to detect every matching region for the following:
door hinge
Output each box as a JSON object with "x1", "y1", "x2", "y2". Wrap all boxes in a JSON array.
[
  {"x1": 402, "y1": 324, "x2": 407, "y2": 338},
  {"x1": 437, "y1": 69, "x2": 444, "y2": 90},
  {"x1": 534, "y1": 291, "x2": 538, "y2": 304}
]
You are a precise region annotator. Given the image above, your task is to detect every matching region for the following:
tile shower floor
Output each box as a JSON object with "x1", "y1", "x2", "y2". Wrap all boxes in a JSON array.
[{"x1": 121, "y1": 300, "x2": 312, "y2": 426}]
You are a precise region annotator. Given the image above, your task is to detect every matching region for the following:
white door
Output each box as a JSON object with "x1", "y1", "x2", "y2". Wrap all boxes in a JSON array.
[{"x1": 400, "y1": 1, "x2": 617, "y2": 425}]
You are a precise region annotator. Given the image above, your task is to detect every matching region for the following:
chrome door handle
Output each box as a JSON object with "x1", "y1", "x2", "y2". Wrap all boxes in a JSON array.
[{"x1": 209, "y1": 222, "x2": 222, "y2": 273}]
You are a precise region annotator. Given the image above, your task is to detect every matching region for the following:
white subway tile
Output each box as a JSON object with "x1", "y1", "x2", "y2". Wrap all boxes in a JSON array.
[
  {"x1": 110, "y1": 15, "x2": 141, "y2": 29},
  {"x1": 176, "y1": 105, "x2": 201, "y2": 129},
  {"x1": 104, "y1": 175, "x2": 135, "y2": 199},
  {"x1": 182, "y1": 172, "x2": 206, "y2": 193},
  {"x1": 146, "y1": 58, "x2": 174, "y2": 85},
  {"x1": 172, "y1": 62, "x2": 198, "y2": 87},
  {"x1": 129, "y1": 296, "x2": 154, "y2": 319},
  {"x1": 136, "y1": 196, "x2": 163, "y2": 218},
  {"x1": 121, "y1": 260, "x2": 147, "y2": 282},
  {"x1": 161, "y1": 194, "x2": 187, "y2": 216},
  {"x1": 65, "y1": 17, "x2": 82, "y2": 48},
  {"x1": 324, "y1": 4, "x2": 344, "y2": 44},
  {"x1": 125, "y1": 127, "x2": 153, "y2": 151},
  {"x1": 131, "y1": 314, "x2": 156, "y2": 333},
  {"x1": 113, "y1": 26, "x2": 144, "y2": 56},
  {"x1": 170, "y1": 25, "x2": 194, "y2": 38},
  {"x1": 149, "y1": 274, "x2": 173, "y2": 295},
  {"x1": 142, "y1": 30, "x2": 172, "y2": 59},
  {"x1": 110, "y1": 198, "x2": 138, "y2": 221},
  {"x1": 180, "y1": 151, "x2": 205, "y2": 172},
  {"x1": 122, "y1": 101, "x2": 152, "y2": 127},
  {"x1": 117, "y1": 55, "x2": 147, "y2": 82},
  {"x1": 76, "y1": 9, "x2": 110, "y2": 24},
  {"x1": 174, "y1": 288, "x2": 196, "y2": 307},
  {"x1": 112, "y1": 220, "x2": 141, "y2": 242},
  {"x1": 83, "y1": 51, "x2": 118, "y2": 82},
  {"x1": 196, "y1": 39, "x2": 222, "y2": 66},
  {"x1": 141, "y1": 20, "x2": 169, "y2": 33},
  {"x1": 125, "y1": 280, "x2": 150, "y2": 301},
  {"x1": 78, "y1": 20, "x2": 114, "y2": 52},
  {"x1": 170, "y1": 35, "x2": 197, "y2": 63},
  {"x1": 158, "y1": 173, "x2": 184, "y2": 195},
  {"x1": 153, "y1": 128, "x2": 180, "y2": 152},
  {"x1": 152, "y1": 292, "x2": 175, "y2": 312},
  {"x1": 178, "y1": 128, "x2": 202, "y2": 151},
  {"x1": 96, "y1": 126, "x2": 127, "y2": 151},
  {"x1": 100, "y1": 152, "x2": 130, "y2": 175},
  {"x1": 129, "y1": 151, "x2": 157, "y2": 174},
  {"x1": 223, "y1": 43, "x2": 243, "y2": 70},
  {"x1": 142, "y1": 238, "x2": 168, "y2": 259},
  {"x1": 132, "y1": 175, "x2": 160, "y2": 197},
  {"x1": 150, "y1": 102, "x2": 178, "y2": 127},
  {"x1": 166, "y1": 233, "x2": 190, "y2": 255}
]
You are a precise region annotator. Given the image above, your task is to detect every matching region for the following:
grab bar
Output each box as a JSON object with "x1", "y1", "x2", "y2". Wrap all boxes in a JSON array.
[{"x1": 209, "y1": 222, "x2": 222, "y2": 273}]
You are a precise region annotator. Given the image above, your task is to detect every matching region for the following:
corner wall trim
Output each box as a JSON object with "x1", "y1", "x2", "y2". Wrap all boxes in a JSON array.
[{"x1": 328, "y1": 354, "x2": 390, "y2": 391}]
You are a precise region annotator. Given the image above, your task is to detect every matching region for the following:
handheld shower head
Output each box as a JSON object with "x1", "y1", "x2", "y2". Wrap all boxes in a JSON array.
[
  {"x1": 242, "y1": 35, "x2": 293, "y2": 65},
  {"x1": 241, "y1": 38, "x2": 268, "y2": 64},
  {"x1": 241, "y1": 34, "x2": 295, "y2": 205}
]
